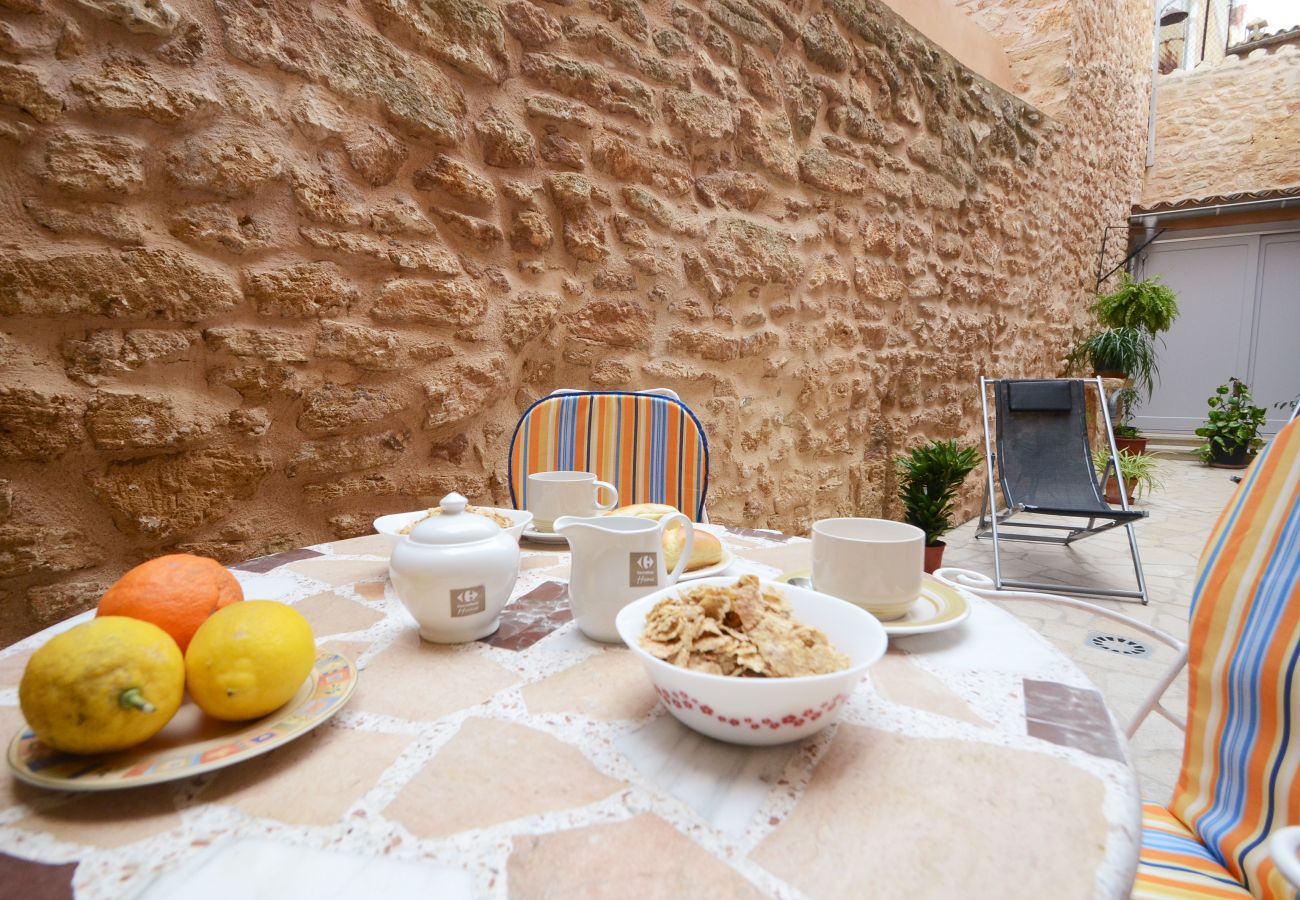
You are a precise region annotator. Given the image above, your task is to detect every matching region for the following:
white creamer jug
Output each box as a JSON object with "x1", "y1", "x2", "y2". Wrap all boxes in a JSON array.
[
  {"x1": 554, "y1": 513, "x2": 694, "y2": 643},
  {"x1": 389, "y1": 492, "x2": 520, "y2": 643}
]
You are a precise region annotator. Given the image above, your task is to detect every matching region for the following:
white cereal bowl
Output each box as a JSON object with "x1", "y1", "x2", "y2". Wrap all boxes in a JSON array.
[
  {"x1": 374, "y1": 507, "x2": 533, "y2": 550},
  {"x1": 615, "y1": 576, "x2": 888, "y2": 746}
]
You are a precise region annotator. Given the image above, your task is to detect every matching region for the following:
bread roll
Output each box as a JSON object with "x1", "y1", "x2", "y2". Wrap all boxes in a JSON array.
[
  {"x1": 607, "y1": 503, "x2": 680, "y2": 520},
  {"x1": 663, "y1": 527, "x2": 723, "y2": 572}
]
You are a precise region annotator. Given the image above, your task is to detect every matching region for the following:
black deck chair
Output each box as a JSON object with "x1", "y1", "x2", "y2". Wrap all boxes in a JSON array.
[{"x1": 976, "y1": 377, "x2": 1149, "y2": 604}]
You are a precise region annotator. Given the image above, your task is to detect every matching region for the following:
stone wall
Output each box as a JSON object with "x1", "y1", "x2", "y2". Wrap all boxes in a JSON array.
[
  {"x1": 0, "y1": 0, "x2": 1149, "y2": 645},
  {"x1": 1142, "y1": 46, "x2": 1300, "y2": 206}
]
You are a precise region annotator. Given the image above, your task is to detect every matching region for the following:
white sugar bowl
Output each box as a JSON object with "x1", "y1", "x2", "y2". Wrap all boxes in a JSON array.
[{"x1": 388, "y1": 492, "x2": 520, "y2": 643}]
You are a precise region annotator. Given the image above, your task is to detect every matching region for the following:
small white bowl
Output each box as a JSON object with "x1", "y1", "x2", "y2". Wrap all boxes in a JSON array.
[
  {"x1": 615, "y1": 576, "x2": 887, "y2": 746},
  {"x1": 374, "y1": 506, "x2": 533, "y2": 549}
]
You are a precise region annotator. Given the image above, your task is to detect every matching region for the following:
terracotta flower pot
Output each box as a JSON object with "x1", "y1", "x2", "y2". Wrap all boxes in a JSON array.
[
  {"x1": 923, "y1": 542, "x2": 945, "y2": 574},
  {"x1": 1114, "y1": 435, "x2": 1148, "y2": 455},
  {"x1": 1103, "y1": 476, "x2": 1128, "y2": 506}
]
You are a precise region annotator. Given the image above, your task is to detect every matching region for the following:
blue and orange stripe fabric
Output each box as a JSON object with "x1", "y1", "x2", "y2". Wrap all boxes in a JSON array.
[
  {"x1": 1134, "y1": 803, "x2": 1253, "y2": 898},
  {"x1": 1133, "y1": 419, "x2": 1299, "y2": 899},
  {"x1": 508, "y1": 391, "x2": 709, "y2": 521}
]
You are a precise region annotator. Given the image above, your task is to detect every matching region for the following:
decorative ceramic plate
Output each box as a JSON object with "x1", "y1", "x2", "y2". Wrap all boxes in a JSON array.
[
  {"x1": 521, "y1": 528, "x2": 569, "y2": 545},
  {"x1": 776, "y1": 572, "x2": 971, "y2": 636},
  {"x1": 676, "y1": 549, "x2": 736, "y2": 581},
  {"x1": 8, "y1": 651, "x2": 357, "y2": 791}
]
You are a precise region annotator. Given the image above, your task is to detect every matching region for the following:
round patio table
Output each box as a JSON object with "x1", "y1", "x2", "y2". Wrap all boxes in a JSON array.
[{"x1": 0, "y1": 524, "x2": 1141, "y2": 899}]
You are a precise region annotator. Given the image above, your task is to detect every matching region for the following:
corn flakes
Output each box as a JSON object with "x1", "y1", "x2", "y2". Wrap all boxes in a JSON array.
[
  {"x1": 640, "y1": 575, "x2": 849, "y2": 677},
  {"x1": 399, "y1": 506, "x2": 514, "y2": 533}
]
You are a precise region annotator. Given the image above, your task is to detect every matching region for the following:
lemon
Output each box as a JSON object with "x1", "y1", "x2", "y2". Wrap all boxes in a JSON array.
[
  {"x1": 185, "y1": 600, "x2": 315, "y2": 721},
  {"x1": 19, "y1": 617, "x2": 184, "y2": 755}
]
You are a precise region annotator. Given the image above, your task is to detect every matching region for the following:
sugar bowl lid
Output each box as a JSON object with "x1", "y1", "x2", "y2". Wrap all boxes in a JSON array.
[{"x1": 407, "y1": 493, "x2": 501, "y2": 545}]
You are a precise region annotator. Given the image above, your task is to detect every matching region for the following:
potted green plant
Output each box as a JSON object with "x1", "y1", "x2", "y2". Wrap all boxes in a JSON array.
[
  {"x1": 896, "y1": 439, "x2": 981, "y2": 573},
  {"x1": 1066, "y1": 327, "x2": 1159, "y2": 399},
  {"x1": 1090, "y1": 273, "x2": 1180, "y2": 334},
  {"x1": 1111, "y1": 385, "x2": 1147, "y2": 455},
  {"x1": 1195, "y1": 378, "x2": 1268, "y2": 468},
  {"x1": 1092, "y1": 448, "x2": 1164, "y2": 505},
  {"x1": 1068, "y1": 275, "x2": 1180, "y2": 441}
]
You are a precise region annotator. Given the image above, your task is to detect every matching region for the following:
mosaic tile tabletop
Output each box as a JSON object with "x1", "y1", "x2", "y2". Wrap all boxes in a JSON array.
[{"x1": 0, "y1": 525, "x2": 1141, "y2": 899}]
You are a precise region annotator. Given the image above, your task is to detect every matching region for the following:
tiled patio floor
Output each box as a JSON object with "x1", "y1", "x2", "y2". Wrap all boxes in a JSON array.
[{"x1": 942, "y1": 457, "x2": 1241, "y2": 805}]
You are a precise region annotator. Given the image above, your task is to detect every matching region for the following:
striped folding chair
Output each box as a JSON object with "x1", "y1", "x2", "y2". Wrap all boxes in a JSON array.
[
  {"x1": 508, "y1": 389, "x2": 709, "y2": 522},
  {"x1": 1130, "y1": 419, "x2": 1299, "y2": 899},
  {"x1": 940, "y1": 419, "x2": 1300, "y2": 899}
]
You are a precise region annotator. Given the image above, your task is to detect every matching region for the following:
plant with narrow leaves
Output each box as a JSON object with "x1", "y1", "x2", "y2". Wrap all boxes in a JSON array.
[
  {"x1": 1066, "y1": 327, "x2": 1159, "y2": 400},
  {"x1": 1092, "y1": 448, "x2": 1164, "y2": 500},
  {"x1": 896, "y1": 439, "x2": 981, "y2": 546},
  {"x1": 1090, "y1": 274, "x2": 1180, "y2": 334},
  {"x1": 1195, "y1": 378, "x2": 1268, "y2": 463}
]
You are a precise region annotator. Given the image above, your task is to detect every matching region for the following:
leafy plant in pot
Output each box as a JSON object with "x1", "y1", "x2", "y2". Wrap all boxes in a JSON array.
[
  {"x1": 1068, "y1": 275, "x2": 1179, "y2": 443},
  {"x1": 1111, "y1": 386, "x2": 1148, "y2": 455},
  {"x1": 896, "y1": 440, "x2": 981, "y2": 574},
  {"x1": 1092, "y1": 448, "x2": 1164, "y2": 505},
  {"x1": 1195, "y1": 378, "x2": 1267, "y2": 468},
  {"x1": 1067, "y1": 327, "x2": 1159, "y2": 399},
  {"x1": 1090, "y1": 273, "x2": 1180, "y2": 335}
]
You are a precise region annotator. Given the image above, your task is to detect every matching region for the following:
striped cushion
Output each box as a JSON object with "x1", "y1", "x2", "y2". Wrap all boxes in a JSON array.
[
  {"x1": 1135, "y1": 803, "x2": 1253, "y2": 899},
  {"x1": 508, "y1": 391, "x2": 709, "y2": 521},
  {"x1": 1167, "y1": 420, "x2": 1300, "y2": 899}
]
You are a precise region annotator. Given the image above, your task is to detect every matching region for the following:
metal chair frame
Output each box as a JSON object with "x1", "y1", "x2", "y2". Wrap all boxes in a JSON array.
[{"x1": 976, "y1": 376, "x2": 1149, "y2": 604}]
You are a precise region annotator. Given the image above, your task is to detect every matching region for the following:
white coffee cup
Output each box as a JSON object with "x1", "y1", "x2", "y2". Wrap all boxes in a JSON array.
[
  {"x1": 811, "y1": 518, "x2": 924, "y2": 620},
  {"x1": 526, "y1": 471, "x2": 618, "y2": 532}
]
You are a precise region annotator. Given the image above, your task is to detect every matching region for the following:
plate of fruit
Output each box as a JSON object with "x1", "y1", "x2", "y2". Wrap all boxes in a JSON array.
[{"x1": 7, "y1": 554, "x2": 357, "y2": 791}]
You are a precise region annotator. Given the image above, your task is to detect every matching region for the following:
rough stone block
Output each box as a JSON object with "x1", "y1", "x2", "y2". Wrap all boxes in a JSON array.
[
  {"x1": 244, "y1": 262, "x2": 356, "y2": 318},
  {"x1": 1, "y1": 249, "x2": 241, "y2": 320},
  {"x1": 476, "y1": 107, "x2": 537, "y2": 168},
  {"x1": 70, "y1": 0, "x2": 179, "y2": 34},
  {"x1": 215, "y1": 0, "x2": 466, "y2": 143},
  {"x1": 204, "y1": 327, "x2": 310, "y2": 363},
  {"x1": 0, "y1": 388, "x2": 83, "y2": 460},
  {"x1": 61, "y1": 329, "x2": 198, "y2": 385},
  {"x1": 563, "y1": 299, "x2": 652, "y2": 348},
  {"x1": 72, "y1": 55, "x2": 216, "y2": 122},
  {"x1": 90, "y1": 447, "x2": 271, "y2": 539},
  {"x1": 0, "y1": 524, "x2": 102, "y2": 579},
  {"x1": 504, "y1": 291, "x2": 562, "y2": 349},
  {"x1": 43, "y1": 131, "x2": 144, "y2": 195},
  {"x1": 26, "y1": 579, "x2": 106, "y2": 627},
  {"x1": 801, "y1": 12, "x2": 851, "y2": 72},
  {"x1": 169, "y1": 202, "x2": 274, "y2": 254},
  {"x1": 166, "y1": 129, "x2": 284, "y2": 197},
  {"x1": 503, "y1": 0, "x2": 562, "y2": 47},
  {"x1": 0, "y1": 61, "x2": 64, "y2": 122},
  {"x1": 299, "y1": 384, "x2": 406, "y2": 436},
  {"x1": 365, "y1": 0, "x2": 508, "y2": 84},
  {"x1": 343, "y1": 124, "x2": 409, "y2": 186},
  {"x1": 23, "y1": 199, "x2": 145, "y2": 243},
  {"x1": 85, "y1": 392, "x2": 208, "y2": 451},
  {"x1": 413, "y1": 153, "x2": 497, "y2": 206},
  {"x1": 371, "y1": 279, "x2": 488, "y2": 326},
  {"x1": 425, "y1": 357, "x2": 508, "y2": 428},
  {"x1": 315, "y1": 321, "x2": 404, "y2": 371},
  {"x1": 299, "y1": 227, "x2": 462, "y2": 274},
  {"x1": 521, "y1": 52, "x2": 654, "y2": 123},
  {"x1": 288, "y1": 430, "x2": 410, "y2": 478},
  {"x1": 209, "y1": 363, "x2": 303, "y2": 400}
]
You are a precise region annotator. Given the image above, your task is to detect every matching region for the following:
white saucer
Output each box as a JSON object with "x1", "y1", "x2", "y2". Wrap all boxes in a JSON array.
[
  {"x1": 521, "y1": 528, "x2": 568, "y2": 545},
  {"x1": 776, "y1": 571, "x2": 970, "y2": 636},
  {"x1": 676, "y1": 549, "x2": 736, "y2": 581}
]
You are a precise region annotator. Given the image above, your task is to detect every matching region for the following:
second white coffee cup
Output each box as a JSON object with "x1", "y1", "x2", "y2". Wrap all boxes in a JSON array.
[
  {"x1": 812, "y1": 518, "x2": 924, "y2": 620},
  {"x1": 526, "y1": 471, "x2": 618, "y2": 532}
]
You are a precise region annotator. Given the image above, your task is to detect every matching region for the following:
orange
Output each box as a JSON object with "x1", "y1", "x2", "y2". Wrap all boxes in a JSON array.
[{"x1": 97, "y1": 554, "x2": 243, "y2": 652}]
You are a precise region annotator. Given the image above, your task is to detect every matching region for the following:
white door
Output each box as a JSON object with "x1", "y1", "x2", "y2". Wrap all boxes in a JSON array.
[{"x1": 1135, "y1": 229, "x2": 1300, "y2": 435}]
